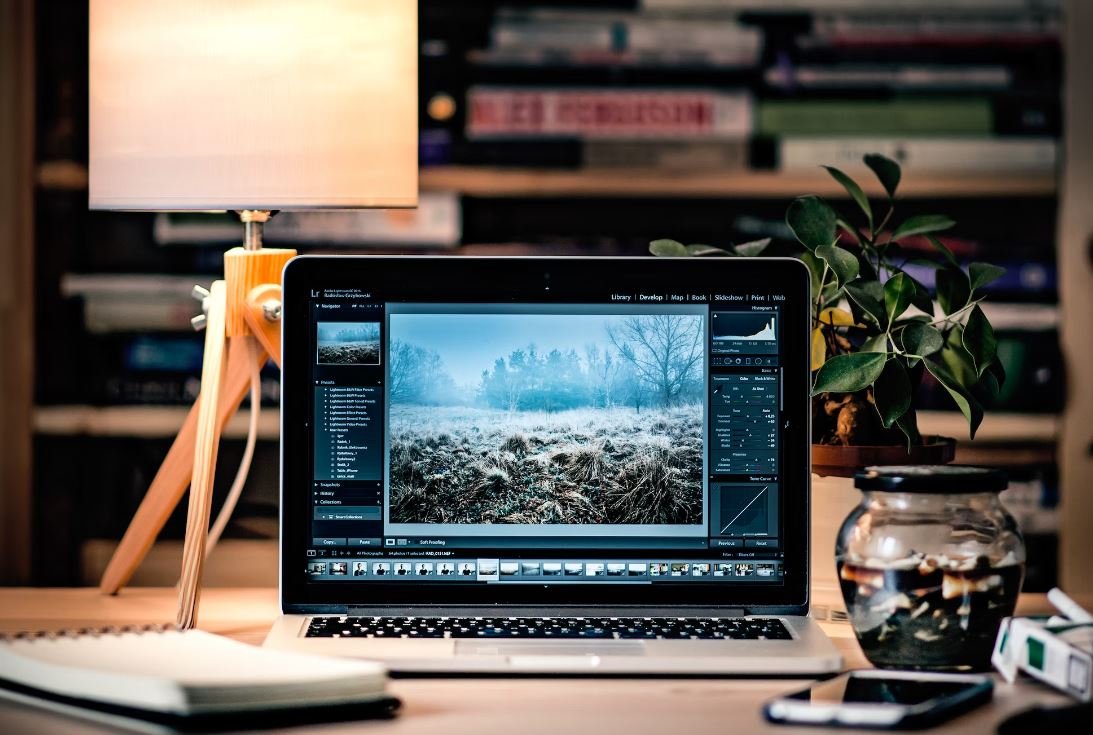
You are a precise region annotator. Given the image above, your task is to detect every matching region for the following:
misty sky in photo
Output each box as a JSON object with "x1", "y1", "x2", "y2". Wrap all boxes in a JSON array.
[
  {"x1": 390, "y1": 313, "x2": 627, "y2": 387},
  {"x1": 317, "y1": 321, "x2": 379, "y2": 343}
]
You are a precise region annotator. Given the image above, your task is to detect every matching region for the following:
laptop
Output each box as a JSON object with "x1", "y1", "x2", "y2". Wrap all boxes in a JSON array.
[{"x1": 264, "y1": 255, "x2": 841, "y2": 674}]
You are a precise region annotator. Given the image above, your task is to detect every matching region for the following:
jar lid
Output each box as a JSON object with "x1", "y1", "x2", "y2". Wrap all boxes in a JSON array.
[{"x1": 854, "y1": 465, "x2": 1008, "y2": 493}]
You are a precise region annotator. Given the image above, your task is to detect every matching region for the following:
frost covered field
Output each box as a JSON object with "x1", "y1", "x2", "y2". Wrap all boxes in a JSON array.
[
  {"x1": 317, "y1": 340, "x2": 379, "y2": 365},
  {"x1": 388, "y1": 404, "x2": 703, "y2": 525}
]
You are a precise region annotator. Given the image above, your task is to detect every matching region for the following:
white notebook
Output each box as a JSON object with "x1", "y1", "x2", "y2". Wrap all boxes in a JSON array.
[{"x1": 0, "y1": 626, "x2": 388, "y2": 715}]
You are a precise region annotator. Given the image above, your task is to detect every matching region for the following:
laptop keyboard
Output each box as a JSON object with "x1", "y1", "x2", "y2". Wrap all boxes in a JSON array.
[{"x1": 305, "y1": 616, "x2": 792, "y2": 640}]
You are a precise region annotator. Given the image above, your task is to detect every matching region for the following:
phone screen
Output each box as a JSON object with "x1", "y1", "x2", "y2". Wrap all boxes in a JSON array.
[{"x1": 788, "y1": 676, "x2": 981, "y2": 706}]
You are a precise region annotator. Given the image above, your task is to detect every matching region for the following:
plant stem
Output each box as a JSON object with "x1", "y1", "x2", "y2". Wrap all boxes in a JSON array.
[
  {"x1": 875, "y1": 204, "x2": 895, "y2": 237},
  {"x1": 929, "y1": 298, "x2": 983, "y2": 327}
]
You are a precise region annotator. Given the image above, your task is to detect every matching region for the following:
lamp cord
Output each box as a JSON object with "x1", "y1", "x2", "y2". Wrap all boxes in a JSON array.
[{"x1": 205, "y1": 337, "x2": 263, "y2": 557}]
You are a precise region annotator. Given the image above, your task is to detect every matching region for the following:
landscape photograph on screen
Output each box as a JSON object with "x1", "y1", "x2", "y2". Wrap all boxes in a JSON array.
[
  {"x1": 387, "y1": 311, "x2": 705, "y2": 526},
  {"x1": 317, "y1": 322, "x2": 381, "y2": 365}
]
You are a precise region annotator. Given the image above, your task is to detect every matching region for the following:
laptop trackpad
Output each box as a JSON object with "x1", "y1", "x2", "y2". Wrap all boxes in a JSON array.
[{"x1": 455, "y1": 641, "x2": 645, "y2": 657}]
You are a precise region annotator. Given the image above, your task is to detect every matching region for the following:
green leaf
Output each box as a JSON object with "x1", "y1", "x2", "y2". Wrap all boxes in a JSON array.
[
  {"x1": 649, "y1": 239, "x2": 688, "y2": 257},
  {"x1": 733, "y1": 238, "x2": 772, "y2": 257},
  {"x1": 787, "y1": 195, "x2": 837, "y2": 252},
  {"x1": 936, "y1": 267, "x2": 971, "y2": 316},
  {"x1": 824, "y1": 166, "x2": 872, "y2": 230},
  {"x1": 836, "y1": 218, "x2": 864, "y2": 247},
  {"x1": 799, "y1": 251, "x2": 824, "y2": 303},
  {"x1": 969, "y1": 262, "x2": 1006, "y2": 292},
  {"x1": 924, "y1": 235, "x2": 959, "y2": 267},
  {"x1": 925, "y1": 357, "x2": 985, "y2": 439},
  {"x1": 862, "y1": 334, "x2": 889, "y2": 353},
  {"x1": 890, "y1": 215, "x2": 956, "y2": 242},
  {"x1": 856, "y1": 251, "x2": 878, "y2": 281},
  {"x1": 811, "y1": 352, "x2": 887, "y2": 395},
  {"x1": 907, "y1": 274, "x2": 935, "y2": 316},
  {"x1": 941, "y1": 326, "x2": 979, "y2": 387},
  {"x1": 815, "y1": 244, "x2": 860, "y2": 289},
  {"x1": 962, "y1": 304, "x2": 997, "y2": 377},
  {"x1": 894, "y1": 408, "x2": 922, "y2": 450},
  {"x1": 863, "y1": 153, "x2": 901, "y2": 199},
  {"x1": 845, "y1": 280, "x2": 887, "y2": 327},
  {"x1": 977, "y1": 368, "x2": 1001, "y2": 404},
  {"x1": 987, "y1": 358, "x2": 1007, "y2": 391},
  {"x1": 873, "y1": 358, "x2": 911, "y2": 429},
  {"x1": 899, "y1": 322, "x2": 944, "y2": 357},
  {"x1": 686, "y1": 243, "x2": 732, "y2": 257},
  {"x1": 883, "y1": 272, "x2": 915, "y2": 324}
]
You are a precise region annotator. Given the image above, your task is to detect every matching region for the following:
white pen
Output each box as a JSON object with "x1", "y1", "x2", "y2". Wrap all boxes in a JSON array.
[{"x1": 1047, "y1": 587, "x2": 1093, "y2": 623}]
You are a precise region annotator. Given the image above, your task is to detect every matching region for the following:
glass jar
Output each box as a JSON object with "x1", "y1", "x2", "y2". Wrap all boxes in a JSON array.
[{"x1": 836, "y1": 465, "x2": 1025, "y2": 672}]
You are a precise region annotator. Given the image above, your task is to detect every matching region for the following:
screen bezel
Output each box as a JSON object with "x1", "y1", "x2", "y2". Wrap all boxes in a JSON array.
[{"x1": 280, "y1": 255, "x2": 811, "y2": 612}]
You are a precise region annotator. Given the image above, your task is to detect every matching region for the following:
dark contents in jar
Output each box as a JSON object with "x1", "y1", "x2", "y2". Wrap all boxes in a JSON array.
[{"x1": 838, "y1": 557, "x2": 1023, "y2": 671}]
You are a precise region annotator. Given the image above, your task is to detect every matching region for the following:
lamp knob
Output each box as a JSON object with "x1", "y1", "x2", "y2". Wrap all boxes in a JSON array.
[
  {"x1": 191, "y1": 284, "x2": 211, "y2": 327},
  {"x1": 261, "y1": 299, "x2": 282, "y2": 323}
]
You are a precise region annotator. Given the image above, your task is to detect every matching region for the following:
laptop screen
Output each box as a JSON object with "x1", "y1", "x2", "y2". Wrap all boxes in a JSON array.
[{"x1": 283, "y1": 257, "x2": 809, "y2": 607}]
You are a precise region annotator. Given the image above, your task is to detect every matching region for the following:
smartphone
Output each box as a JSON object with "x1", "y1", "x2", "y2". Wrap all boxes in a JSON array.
[{"x1": 763, "y1": 670, "x2": 993, "y2": 729}]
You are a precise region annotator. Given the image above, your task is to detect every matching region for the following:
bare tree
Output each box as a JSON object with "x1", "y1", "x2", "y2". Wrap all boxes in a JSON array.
[
  {"x1": 388, "y1": 341, "x2": 422, "y2": 402},
  {"x1": 608, "y1": 315, "x2": 703, "y2": 408},
  {"x1": 585, "y1": 344, "x2": 621, "y2": 408},
  {"x1": 389, "y1": 341, "x2": 451, "y2": 403}
]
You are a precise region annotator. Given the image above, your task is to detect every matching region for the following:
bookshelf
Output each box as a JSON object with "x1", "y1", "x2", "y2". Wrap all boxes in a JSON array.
[{"x1": 25, "y1": 0, "x2": 1074, "y2": 589}]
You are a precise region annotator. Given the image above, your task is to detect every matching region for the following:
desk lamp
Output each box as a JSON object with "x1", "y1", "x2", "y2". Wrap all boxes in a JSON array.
[{"x1": 89, "y1": 0, "x2": 417, "y2": 628}]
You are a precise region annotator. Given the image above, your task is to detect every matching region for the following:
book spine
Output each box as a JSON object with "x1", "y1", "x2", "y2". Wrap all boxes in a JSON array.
[
  {"x1": 757, "y1": 99, "x2": 993, "y2": 135},
  {"x1": 81, "y1": 299, "x2": 200, "y2": 333},
  {"x1": 467, "y1": 87, "x2": 753, "y2": 139},
  {"x1": 778, "y1": 137, "x2": 1057, "y2": 172},
  {"x1": 492, "y1": 21, "x2": 616, "y2": 52},
  {"x1": 99, "y1": 375, "x2": 281, "y2": 406},
  {"x1": 764, "y1": 64, "x2": 1014, "y2": 91},
  {"x1": 642, "y1": 0, "x2": 1036, "y2": 11},
  {"x1": 809, "y1": 12, "x2": 1060, "y2": 47},
  {"x1": 583, "y1": 139, "x2": 750, "y2": 169}
]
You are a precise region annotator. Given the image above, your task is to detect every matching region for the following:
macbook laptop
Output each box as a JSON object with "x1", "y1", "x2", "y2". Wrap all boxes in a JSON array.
[{"x1": 264, "y1": 256, "x2": 841, "y2": 674}]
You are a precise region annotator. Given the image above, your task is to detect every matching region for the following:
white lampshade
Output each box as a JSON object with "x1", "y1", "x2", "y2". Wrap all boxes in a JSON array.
[{"x1": 89, "y1": 0, "x2": 417, "y2": 210}]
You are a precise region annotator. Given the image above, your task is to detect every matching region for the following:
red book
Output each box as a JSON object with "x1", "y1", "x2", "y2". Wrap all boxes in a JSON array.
[{"x1": 467, "y1": 87, "x2": 752, "y2": 139}]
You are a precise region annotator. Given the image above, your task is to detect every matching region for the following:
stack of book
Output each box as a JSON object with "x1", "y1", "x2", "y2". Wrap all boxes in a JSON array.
[
  {"x1": 448, "y1": 1, "x2": 1059, "y2": 175},
  {"x1": 766, "y1": 5, "x2": 1059, "y2": 174}
]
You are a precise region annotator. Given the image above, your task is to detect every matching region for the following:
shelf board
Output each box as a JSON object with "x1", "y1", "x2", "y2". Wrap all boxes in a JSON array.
[
  {"x1": 422, "y1": 166, "x2": 1057, "y2": 199},
  {"x1": 917, "y1": 411, "x2": 1058, "y2": 443},
  {"x1": 37, "y1": 161, "x2": 1057, "y2": 199},
  {"x1": 33, "y1": 405, "x2": 280, "y2": 439}
]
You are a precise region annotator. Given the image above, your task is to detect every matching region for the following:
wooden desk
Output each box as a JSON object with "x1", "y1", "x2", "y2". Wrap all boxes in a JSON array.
[{"x1": 0, "y1": 588, "x2": 1076, "y2": 734}]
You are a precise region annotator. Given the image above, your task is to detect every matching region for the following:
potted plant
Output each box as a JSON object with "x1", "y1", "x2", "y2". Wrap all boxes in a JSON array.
[{"x1": 650, "y1": 153, "x2": 1006, "y2": 592}]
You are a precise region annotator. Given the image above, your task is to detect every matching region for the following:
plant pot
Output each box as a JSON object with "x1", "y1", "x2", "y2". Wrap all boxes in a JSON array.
[
  {"x1": 810, "y1": 437, "x2": 957, "y2": 607},
  {"x1": 812, "y1": 437, "x2": 957, "y2": 479}
]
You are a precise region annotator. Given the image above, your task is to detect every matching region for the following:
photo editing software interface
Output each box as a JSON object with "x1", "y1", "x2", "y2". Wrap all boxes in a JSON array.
[{"x1": 305, "y1": 288, "x2": 787, "y2": 585}]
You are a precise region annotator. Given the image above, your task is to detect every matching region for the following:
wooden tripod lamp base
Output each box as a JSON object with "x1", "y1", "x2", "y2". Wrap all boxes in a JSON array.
[{"x1": 99, "y1": 242, "x2": 295, "y2": 630}]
